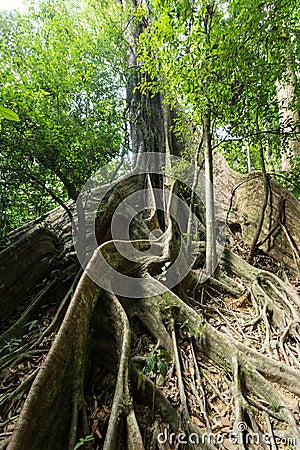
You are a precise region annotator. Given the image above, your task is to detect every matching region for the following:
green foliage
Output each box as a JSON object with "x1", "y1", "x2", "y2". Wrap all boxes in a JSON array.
[
  {"x1": 74, "y1": 434, "x2": 94, "y2": 450},
  {"x1": 137, "y1": 0, "x2": 300, "y2": 177},
  {"x1": 1, "y1": 0, "x2": 299, "y2": 236},
  {"x1": 0, "y1": 337, "x2": 22, "y2": 355},
  {"x1": 177, "y1": 315, "x2": 204, "y2": 339},
  {"x1": 138, "y1": 345, "x2": 172, "y2": 388},
  {"x1": 158, "y1": 292, "x2": 178, "y2": 309},
  {"x1": 25, "y1": 320, "x2": 38, "y2": 332},
  {"x1": 143, "y1": 350, "x2": 156, "y2": 374},
  {"x1": 178, "y1": 319, "x2": 191, "y2": 336},
  {"x1": 219, "y1": 358, "x2": 233, "y2": 381},
  {"x1": 143, "y1": 346, "x2": 172, "y2": 376},
  {"x1": 0, "y1": 105, "x2": 20, "y2": 122},
  {"x1": 0, "y1": 0, "x2": 126, "y2": 236},
  {"x1": 280, "y1": 157, "x2": 300, "y2": 197}
]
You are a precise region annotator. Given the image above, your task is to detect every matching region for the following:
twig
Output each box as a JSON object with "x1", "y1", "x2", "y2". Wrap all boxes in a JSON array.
[
  {"x1": 264, "y1": 413, "x2": 278, "y2": 450},
  {"x1": 280, "y1": 223, "x2": 300, "y2": 272},
  {"x1": 261, "y1": 301, "x2": 272, "y2": 356},
  {"x1": 202, "y1": 372, "x2": 227, "y2": 404},
  {"x1": 30, "y1": 268, "x2": 83, "y2": 349},
  {"x1": 170, "y1": 318, "x2": 189, "y2": 415},
  {"x1": 1, "y1": 368, "x2": 39, "y2": 414},
  {"x1": 230, "y1": 355, "x2": 247, "y2": 450},
  {"x1": 285, "y1": 342, "x2": 300, "y2": 369},
  {"x1": 189, "y1": 339, "x2": 212, "y2": 432}
]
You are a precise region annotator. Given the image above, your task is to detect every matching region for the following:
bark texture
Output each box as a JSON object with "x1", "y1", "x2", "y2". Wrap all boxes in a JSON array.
[{"x1": 214, "y1": 152, "x2": 300, "y2": 271}]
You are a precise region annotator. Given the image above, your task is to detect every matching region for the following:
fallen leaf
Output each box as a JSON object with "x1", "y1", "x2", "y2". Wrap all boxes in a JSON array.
[
  {"x1": 91, "y1": 419, "x2": 99, "y2": 434},
  {"x1": 191, "y1": 415, "x2": 205, "y2": 427},
  {"x1": 220, "y1": 416, "x2": 232, "y2": 427}
]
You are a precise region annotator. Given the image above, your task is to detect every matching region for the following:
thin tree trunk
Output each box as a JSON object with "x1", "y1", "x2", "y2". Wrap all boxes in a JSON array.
[
  {"x1": 264, "y1": 125, "x2": 275, "y2": 173},
  {"x1": 186, "y1": 152, "x2": 200, "y2": 252},
  {"x1": 203, "y1": 109, "x2": 217, "y2": 274},
  {"x1": 249, "y1": 108, "x2": 269, "y2": 260},
  {"x1": 276, "y1": 67, "x2": 300, "y2": 171},
  {"x1": 246, "y1": 142, "x2": 252, "y2": 173}
]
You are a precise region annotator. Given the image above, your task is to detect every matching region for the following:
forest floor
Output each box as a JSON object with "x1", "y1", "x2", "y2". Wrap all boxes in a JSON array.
[{"x1": 1, "y1": 227, "x2": 299, "y2": 450}]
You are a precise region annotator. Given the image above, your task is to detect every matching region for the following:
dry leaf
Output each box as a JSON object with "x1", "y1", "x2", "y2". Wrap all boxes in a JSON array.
[
  {"x1": 191, "y1": 415, "x2": 205, "y2": 427},
  {"x1": 220, "y1": 416, "x2": 232, "y2": 427}
]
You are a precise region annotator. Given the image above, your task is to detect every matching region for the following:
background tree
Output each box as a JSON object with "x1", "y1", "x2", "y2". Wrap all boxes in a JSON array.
[
  {"x1": 137, "y1": 0, "x2": 300, "y2": 259},
  {"x1": 0, "y1": 0, "x2": 126, "y2": 237}
]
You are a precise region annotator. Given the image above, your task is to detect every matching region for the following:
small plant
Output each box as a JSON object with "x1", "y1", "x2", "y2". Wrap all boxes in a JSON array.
[
  {"x1": 196, "y1": 319, "x2": 204, "y2": 338},
  {"x1": 138, "y1": 346, "x2": 172, "y2": 389},
  {"x1": 74, "y1": 434, "x2": 94, "y2": 450},
  {"x1": 25, "y1": 320, "x2": 38, "y2": 332},
  {"x1": 178, "y1": 319, "x2": 191, "y2": 336},
  {"x1": 178, "y1": 316, "x2": 204, "y2": 339},
  {"x1": 156, "y1": 292, "x2": 178, "y2": 310},
  {"x1": 0, "y1": 337, "x2": 22, "y2": 355},
  {"x1": 220, "y1": 358, "x2": 233, "y2": 381}
]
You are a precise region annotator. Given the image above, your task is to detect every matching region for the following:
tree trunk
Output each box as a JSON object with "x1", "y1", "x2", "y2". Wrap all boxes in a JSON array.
[
  {"x1": 248, "y1": 101, "x2": 269, "y2": 260},
  {"x1": 214, "y1": 151, "x2": 300, "y2": 272},
  {"x1": 203, "y1": 109, "x2": 217, "y2": 275},
  {"x1": 276, "y1": 67, "x2": 300, "y2": 171}
]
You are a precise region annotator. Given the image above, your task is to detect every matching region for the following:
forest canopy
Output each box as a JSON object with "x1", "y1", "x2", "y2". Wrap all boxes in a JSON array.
[
  {"x1": 1, "y1": 0, "x2": 300, "y2": 239},
  {"x1": 0, "y1": 0, "x2": 127, "y2": 237}
]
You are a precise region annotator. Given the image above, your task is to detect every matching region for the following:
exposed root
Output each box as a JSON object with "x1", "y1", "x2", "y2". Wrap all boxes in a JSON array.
[
  {"x1": 170, "y1": 317, "x2": 188, "y2": 415},
  {"x1": 0, "y1": 267, "x2": 77, "y2": 347},
  {"x1": 30, "y1": 267, "x2": 83, "y2": 348},
  {"x1": 6, "y1": 256, "x2": 101, "y2": 450},
  {"x1": 103, "y1": 293, "x2": 135, "y2": 450},
  {"x1": 1, "y1": 186, "x2": 300, "y2": 450},
  {"x1": 0, "y1": 369, "x2": 38, "y2": 417},
  {"x1": 0, "y1": 228, "x2": 61, "y2": 323}
]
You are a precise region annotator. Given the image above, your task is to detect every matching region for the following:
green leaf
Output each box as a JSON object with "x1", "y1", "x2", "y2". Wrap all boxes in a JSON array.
[
  {"x1": 143, "y1": 351, "x2": 156, "y2": 375},
  {"x1": 25, "y1": 319, "x2": 38, "y2": 331},
  {"x1": 157, "y1": 359, "x2": 168, "y2": 377},
  {"x1": 0, "y1": 105, "x2": 20, "y2": 122},
  {"x1": 157, "y1": 348, "x2": 172, "y2": 363},
  {"x1": 74, "y1": 441, "x2": 84, "y2": 450},
  {"x1": 74, "y1": 435, "x2": 94, "y2": 450}
]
